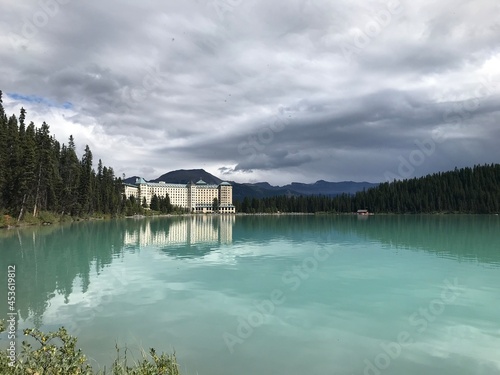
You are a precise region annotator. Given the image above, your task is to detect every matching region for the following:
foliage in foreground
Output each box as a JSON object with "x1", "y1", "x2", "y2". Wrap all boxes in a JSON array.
[{"x1": 0, "y1": 321, "x2": 180, "y2": 375}]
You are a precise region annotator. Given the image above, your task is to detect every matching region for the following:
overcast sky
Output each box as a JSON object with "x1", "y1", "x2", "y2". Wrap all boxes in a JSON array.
[{"x1": 1, "y1": 0, "x2": 499, "y2": 185}]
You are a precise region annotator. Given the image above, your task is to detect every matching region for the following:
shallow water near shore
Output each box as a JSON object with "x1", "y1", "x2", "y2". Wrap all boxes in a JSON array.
[{"x1": 1, "y1": 215, "x2": 499, "y2": 374}]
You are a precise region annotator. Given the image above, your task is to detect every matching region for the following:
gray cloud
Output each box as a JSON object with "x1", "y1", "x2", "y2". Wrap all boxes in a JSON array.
[{"x1": 1, "y1": 0, "x2": 499, "y2": 185}]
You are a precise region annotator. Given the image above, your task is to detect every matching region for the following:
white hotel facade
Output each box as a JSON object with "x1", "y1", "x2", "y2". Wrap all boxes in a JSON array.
[{"x1": 124, "y1": 178, "x2": 235, "y2": 213}]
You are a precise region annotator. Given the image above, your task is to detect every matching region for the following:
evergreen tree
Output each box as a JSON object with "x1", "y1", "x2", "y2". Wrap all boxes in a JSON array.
[
  {"x1": 0, "y1": 92, "x2": 8, "y2": 208},
  {"x1": 95, "y1": 159, "x2": 103, "y2": 213},
  {"x1": 59, "y1": 136, "x2": 81, "y2": 215},
  {"x1": 78, "y1": 145, "x2": 93, "y2": 215},
  {"x1": 4, "y1": 114, "x2": 21, "y2": 210},
  {"x1": 17, "y1": 121, "x2": 37, "y2": 220},
  {"x1": 150, "y1": 194, "x2": 160, "y2": 211},
  {"x1": 32, "y1": 122, "x2": 59, "y2": 216},
  {"x1": 158, "y1": 194, "x2": 171, "y2": 213}
]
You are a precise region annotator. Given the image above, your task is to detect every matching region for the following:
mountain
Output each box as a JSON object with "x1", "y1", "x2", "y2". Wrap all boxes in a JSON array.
[
  {"x1": 231, "y1": 180, "x2": 378, "y2": 201},
  {"x1": 281, "y1": 180, "x2": 378, "y2": 195},
  {"x1": 123, "y1": 176, "x2": 140, "y2": 185},
  {"x1": 231, "y1": 182, "x2": 297, "y2": 201},
  {"x1": 150, "y1": 169, "x2": 223, "y2": 185},
  {"x1": 126, "y1": 169, "x2": 379, "y2": 200}
]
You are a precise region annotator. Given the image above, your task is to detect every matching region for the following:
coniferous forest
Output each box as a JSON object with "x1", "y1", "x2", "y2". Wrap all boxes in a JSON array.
[
  {"x1": 234, "y1": 164, "x2": 500, "y2": 214},
  {"x1": 1, "y1": 89, "x2": 499, "y2": 224},
  {"x1": 0, "y1": 90, "x2": 131, "y2": 225}
]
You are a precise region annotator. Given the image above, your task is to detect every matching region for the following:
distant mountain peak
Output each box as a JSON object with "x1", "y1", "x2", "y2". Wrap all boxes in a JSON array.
[
  {"x1": 124, "y1": 168, "x2": 379, "y2": 200},
  {"x1": 150, "y1": 169, "x2": 223, "y2": 185}
]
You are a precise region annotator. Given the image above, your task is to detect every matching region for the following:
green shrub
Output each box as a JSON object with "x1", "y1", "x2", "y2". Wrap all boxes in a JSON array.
[
  {"x1": 0, "y1": 321, "x2": 181, "y2": 375},
  {"x1": 110, "y1": 346, "x2": 180, "y2": 375},
  {"x1": 0, "y1": 213, "x2": 13, "y2": 228},
  {"x1": 37, "y1": 211, "x2": 58, "y2": 224},
  {"x1": 19, "y1": 213, "x2": 40, "y2": 226},
  {"x1": 59, "y1": 215, "x2": 74, "y2": 223}
]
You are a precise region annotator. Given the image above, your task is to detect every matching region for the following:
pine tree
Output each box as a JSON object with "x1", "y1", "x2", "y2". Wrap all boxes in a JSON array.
[
  {"x1": 78, "y1": 145, "x2": 93, "y2": 215},
  {"x1": 0, "y1": 91, "x2": 7, "y2": 208},
  {"x1": 17, "y1": 121, "x2": 37, "y2": 221},
  {"x1": 59, "y1": 136, "x2": 81, "y2": 215},
  {"x1": 150, "y1": 194, "x2": 159, "y2": 211},
  {"x1": 4, "y1": 114, "x2": 20, "y2": 210},
  {"x1": 32, "y1": 122, "x2": 59, "y2": 216},
  {"x1": 96, "y1": 159, "x2": 103, "y2": 213}
]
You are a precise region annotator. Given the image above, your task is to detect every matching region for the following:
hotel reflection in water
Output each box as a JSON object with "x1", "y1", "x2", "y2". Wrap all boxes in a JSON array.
[{"x1": 124, "y1": 215, "x2": 235, "y2": 248}]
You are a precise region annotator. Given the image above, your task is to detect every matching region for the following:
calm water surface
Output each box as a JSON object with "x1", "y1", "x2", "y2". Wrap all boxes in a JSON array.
[{"x1": 1, "y1": 215, "x2": 499, "y2": 375}]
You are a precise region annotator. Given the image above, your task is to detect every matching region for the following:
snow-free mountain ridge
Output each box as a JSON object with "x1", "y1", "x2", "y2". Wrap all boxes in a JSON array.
[{"x1": 124, "y1": 169, "x2": 378, "y2": 200}]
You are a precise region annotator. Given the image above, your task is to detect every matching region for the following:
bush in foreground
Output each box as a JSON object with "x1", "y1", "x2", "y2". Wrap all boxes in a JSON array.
[{"x1": 0, "y1": 321, "x2": 180, "y2": 375}]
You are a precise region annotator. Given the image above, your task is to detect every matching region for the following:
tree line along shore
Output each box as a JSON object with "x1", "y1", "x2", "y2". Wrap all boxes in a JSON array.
[{"x1": 1, "y1": 90, "x2": 499, "y2": 230}]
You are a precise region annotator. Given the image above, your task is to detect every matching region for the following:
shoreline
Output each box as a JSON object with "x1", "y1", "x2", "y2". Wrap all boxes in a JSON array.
[{"x1": 3, "y1": 211, "x2": 498, "y2": 230}]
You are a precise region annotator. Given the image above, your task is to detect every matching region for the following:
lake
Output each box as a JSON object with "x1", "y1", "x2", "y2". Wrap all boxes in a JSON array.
[{"x1": 1, "y1": 215, "x2": 499, "y2": 375}]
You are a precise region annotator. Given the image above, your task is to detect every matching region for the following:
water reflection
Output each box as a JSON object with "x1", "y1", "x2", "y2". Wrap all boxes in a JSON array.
[
  {"x1": 124, "y1": 215, "x2": 234, "y2": 248},
  {"x1": 333, "y1": 215, "x2": 500, "y2": 266},
  {"x1": 0, "y1": 214, "x2": 498, "y2": 332}
]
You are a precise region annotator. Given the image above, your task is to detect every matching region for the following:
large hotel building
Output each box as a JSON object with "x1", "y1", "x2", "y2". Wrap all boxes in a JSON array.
[{"x1": 124, "y1": 178, "x2": 235, "y2": 213}]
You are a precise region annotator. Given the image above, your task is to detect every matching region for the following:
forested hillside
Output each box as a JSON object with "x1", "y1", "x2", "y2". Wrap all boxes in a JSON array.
[
  {"x1": 2, "y1": 89, "x2": 498, "y2": 221},
  {"x1": 235, "y1": 164, "x2": 500, "y2": 214},
  {"x1": 0, "y1": 91, "x2": 127, "y2": 224}
]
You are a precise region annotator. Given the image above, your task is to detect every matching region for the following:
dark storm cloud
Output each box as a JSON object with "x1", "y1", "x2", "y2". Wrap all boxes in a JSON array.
[{"x1": 1, "y1": 0, "x2": 499, "y2": 184}]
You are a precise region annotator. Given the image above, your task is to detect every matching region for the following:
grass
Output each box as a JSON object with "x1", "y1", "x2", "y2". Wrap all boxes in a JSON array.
[
  {"x1": 0, "y1": 321, "x2": 181, "y2": 375},
  {"x1": 0, "y1": 206, "x2": 193, "y2": 229},
  {"x1": 0, "y1": 211, "x2": 116, "y2": 229}
]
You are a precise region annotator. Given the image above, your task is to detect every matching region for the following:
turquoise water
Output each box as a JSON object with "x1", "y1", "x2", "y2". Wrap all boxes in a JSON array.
[{"x1": 1, "y1": 215, "x2": 499, "y2": 374}]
